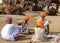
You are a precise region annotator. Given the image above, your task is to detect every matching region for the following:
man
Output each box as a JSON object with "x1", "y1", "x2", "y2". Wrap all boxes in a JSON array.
[
  {"x1": 16, "y1": 15, "x2": 30, "y2": 34},
  {"x1": 32, "y1": 20, "x2": 45, "y2": 41},
  {"x1": 1, "y1": 16, "x2": 22, "y2": 41}
]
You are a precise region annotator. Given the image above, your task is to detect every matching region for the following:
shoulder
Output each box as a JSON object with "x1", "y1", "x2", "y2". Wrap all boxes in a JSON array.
[
  {"x1": 44, "y1": 18, "x2": 48, "y2": 22},
  {"x1": 9, "y1": 24, "x2": 15, "y2": 26},
  {"x1": 6, "y1": 24, "x2": 16, "y2": 29}
]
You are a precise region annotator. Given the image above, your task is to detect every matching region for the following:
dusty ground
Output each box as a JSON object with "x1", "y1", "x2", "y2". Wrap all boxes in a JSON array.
[{"x1": 0, "y1": 12, "x2": 60, "y2": 43}]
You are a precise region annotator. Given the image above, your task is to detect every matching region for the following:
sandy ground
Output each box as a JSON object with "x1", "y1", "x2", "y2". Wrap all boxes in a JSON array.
[{"x1": 0, "y1": 12, "x2": 60, "y2": 43}]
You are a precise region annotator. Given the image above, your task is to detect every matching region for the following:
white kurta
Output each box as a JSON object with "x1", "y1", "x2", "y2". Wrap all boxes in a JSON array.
[
  {"x1": 1, "y1": 24, "x2": 22, "y2": 41},
  {"x1": 32, "y1": 27, "x2": 45, "y2": 41}
]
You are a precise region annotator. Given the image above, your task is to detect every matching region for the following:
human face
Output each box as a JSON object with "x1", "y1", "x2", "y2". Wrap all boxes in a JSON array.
[
  {"x1": 25, "y1": 20, "x2": 28, "y2": 24},
  {"x1": 41, "y1": 16, "x2": 45, "y2": 21}
]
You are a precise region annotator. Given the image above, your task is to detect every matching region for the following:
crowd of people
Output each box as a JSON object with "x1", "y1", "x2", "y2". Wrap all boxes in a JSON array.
[{"x1": 0, "y1": 0, "x2": 60, "y2": 16}]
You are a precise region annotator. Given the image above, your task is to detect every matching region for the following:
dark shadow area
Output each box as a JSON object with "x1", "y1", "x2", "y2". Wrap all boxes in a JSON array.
[
  {"x1": 15, "y1": 36, "x2": 31, "y2": 41},
  {"x1": 50, "y1": 32, "x2": 60, "y2": 34}
]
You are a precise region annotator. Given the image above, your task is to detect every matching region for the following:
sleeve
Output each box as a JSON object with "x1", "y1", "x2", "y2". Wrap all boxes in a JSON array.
[{"x1": 44, "y1": 19, "x2": 49, "y2": 26}]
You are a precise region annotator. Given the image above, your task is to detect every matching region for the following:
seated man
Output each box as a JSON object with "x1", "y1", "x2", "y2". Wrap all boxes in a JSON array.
[
  {"x1": 1, "y1": 16, "x2": 22, "y2": 41},
  {"x1": 32, "y1": 20, "x2": 45, "y2": 41},
  {"x1": 16, "y1": 15, "x2": 30, "y2": 35}
]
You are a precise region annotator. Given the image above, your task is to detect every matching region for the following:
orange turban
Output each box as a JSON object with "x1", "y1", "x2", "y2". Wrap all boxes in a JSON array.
[
  {"x1": 37, "y1": 20, "x2": 44, "y2": 27},
  {"x1": 24, "y1": 15, "x2": 30, "y2": 20},
  {"x1": 40, "y1": 12, "x2": 46, "y2": 17}
]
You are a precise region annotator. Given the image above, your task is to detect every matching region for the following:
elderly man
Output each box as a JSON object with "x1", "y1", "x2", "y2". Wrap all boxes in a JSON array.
[
  {"x1": 1, "y1": 16, "x2": 22, "y2": 41},
  {"x1": 17, "y1": 15, "x2": 30, "y2": 34}
]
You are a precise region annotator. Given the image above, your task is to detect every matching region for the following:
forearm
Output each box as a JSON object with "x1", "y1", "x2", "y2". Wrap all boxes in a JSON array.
[
  {"x1": 47, "y1": 25, "x2": 49, "y2": 33},
  {"x1": 45, "y1": 25, "x2": 49, "y2": 35}
]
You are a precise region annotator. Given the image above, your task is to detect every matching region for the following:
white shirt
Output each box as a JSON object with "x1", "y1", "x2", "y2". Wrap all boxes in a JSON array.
[
  {"x1": 1, "y1": 24, "x2": 22, "y2": 41},
  {"x1": 1, "y1": 24, "x2": 15, "y2": 39}
]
